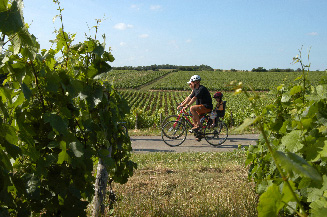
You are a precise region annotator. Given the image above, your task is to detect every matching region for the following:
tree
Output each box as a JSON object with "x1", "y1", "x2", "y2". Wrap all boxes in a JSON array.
[{"x1": 0, "y1": 1, "x2": 136, "y2": 216}]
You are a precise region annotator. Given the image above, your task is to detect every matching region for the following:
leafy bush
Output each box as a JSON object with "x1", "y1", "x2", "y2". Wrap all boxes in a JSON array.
[
  {"x1": 0, "y1": 1, "x2": 135, "y2": 216},
  {"x1": 238, "y1": 52, "x2": 327, "y2": 216}
]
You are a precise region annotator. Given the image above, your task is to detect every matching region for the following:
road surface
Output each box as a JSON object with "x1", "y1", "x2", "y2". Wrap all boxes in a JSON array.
[{"x1": 130, "y1": 134, "x2": 259, "y2": 153}]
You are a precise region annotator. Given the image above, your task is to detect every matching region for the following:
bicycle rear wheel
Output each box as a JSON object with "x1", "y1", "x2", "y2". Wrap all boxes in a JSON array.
[
  {"x1": 204, "y1": 121, "x2": 228, "y2": 146},
  {"x1": 161, "y1": 121, "x2": 187, "y2": 147}
]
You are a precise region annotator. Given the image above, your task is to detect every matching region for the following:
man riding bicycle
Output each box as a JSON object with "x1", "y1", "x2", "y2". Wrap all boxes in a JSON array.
[{"x1": 177, "y1": 75, "x2": 213, "y2": 132}]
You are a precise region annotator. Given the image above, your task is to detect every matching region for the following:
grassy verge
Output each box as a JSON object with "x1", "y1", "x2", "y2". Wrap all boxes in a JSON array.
[{"x1": 105, "y1": 151, "x2": 258, "y2": 216}]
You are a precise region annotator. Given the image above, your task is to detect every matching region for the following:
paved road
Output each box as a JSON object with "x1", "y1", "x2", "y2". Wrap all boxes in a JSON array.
[{"x1": 130, "y1": 134, "x2": 259, "y2": 153}]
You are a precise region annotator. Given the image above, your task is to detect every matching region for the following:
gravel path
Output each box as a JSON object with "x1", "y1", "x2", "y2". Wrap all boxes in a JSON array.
[{"x1": 130, "y1": 134, "x2": 259, "y2": 153}]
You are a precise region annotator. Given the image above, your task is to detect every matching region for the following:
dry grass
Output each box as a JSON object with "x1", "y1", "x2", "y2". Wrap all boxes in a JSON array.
[{"x1": 104, "y1": 151, "x2": 258, "y2": 216}]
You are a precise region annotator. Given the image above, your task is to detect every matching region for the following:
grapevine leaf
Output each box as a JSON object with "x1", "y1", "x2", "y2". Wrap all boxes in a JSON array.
[
  {"x1": 319, "y1": 141, "x2": 327, "y2": 158},
  {"x1": 44, "y1": 113, "x2": 68, "y2": 135},
  {"x1": 58, "y1": 141, "x2": 70, "y2": 164},
  {"x1": 281, "y1": 92, "x2": 291, "y2": 102},
  {"x1": 12, "y1": 92, "x2": 24, "y2": 108},
  {"x1": 310, "y1": 199, "x2": 327, "y2": 217},
  {"x1": 316, "y1": 85, "x2": 327, "y2": 99},
  {"x1": 0, "y1": 149, "x2": 13, "y2": 171},
  {"x1": 1, "y1": 139, "x2": 21, "y2": 159},
  {"x1": 22, "y1": 83, "x2": 32, "y2": 100},
  {"x1": 12, "y1": 34, "x2": 21, "y2": 54},
  {"x1": 290, "y1": 85, "x2": 302, "y2": 96},
  {"x1": 274, "y1": 151, "x2": 322, "y2": 182},
  {"x1": 257, "y1": 184, "x2": 283, "y2": 217},
  {"x1": 307, "y1": 175, "x2": 327, "y2": 202},
  {"x1": 93, "y1": 45, "x2": 104, "y2": 56},
  {"x1": 304, "y1": 137, "x2": 326, "y2": 162},
  {"x1": 280, "y1": 130, "x2": 303, "y2": 152},
  {"x1": 0, "y1": 1, "x2": 23, "y2": 35},
  {"x1": 0, "y1": 0, "x2": 8, "y2": 12},
  {"x1": 235, "y1": 116, "x2": 261, "y2": 132},
  {"x1": 2, "y1": 125, "x2": 18, "y2": 145},
  {"x1": 281, "y1": 180, "x2": 296, "y2": 203},
  {"x1": 103, "y1": 52, "x2": 115, "y2": 62}
]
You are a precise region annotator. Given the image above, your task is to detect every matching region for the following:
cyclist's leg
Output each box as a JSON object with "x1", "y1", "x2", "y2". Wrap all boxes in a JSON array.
[
  {"x1": 190, "y1": 105, "x2": 211, "y2": 129},
  {"x1": 190, "y1": 105, "x2": 201, "y2": 129}
]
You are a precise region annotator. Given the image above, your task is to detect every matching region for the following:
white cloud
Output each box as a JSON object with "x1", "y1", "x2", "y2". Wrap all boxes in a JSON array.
[
  {"x1": 186, "y1": 39, "x2": 192, "y2": 43},
  {"x1": 308, "y1": 32, "x2": 318, "y2": 36},
  {"x1": 139, "y1": 34, "x2": 149, "y2": 38},
  {"x1": 120, "y1": 42, "x2": 127, "y2": 46},
  {"x1": 114, "y1": 23, "x2": 134, "y2": 30},
  {"x1": 150, "y1": 5, "x2": 162, "y2": 10}
]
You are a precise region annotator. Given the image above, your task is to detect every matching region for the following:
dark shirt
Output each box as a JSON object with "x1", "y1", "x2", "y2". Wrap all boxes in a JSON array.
[{"x1": 190, "y1": 85, "x2": 213, "y2": 109}]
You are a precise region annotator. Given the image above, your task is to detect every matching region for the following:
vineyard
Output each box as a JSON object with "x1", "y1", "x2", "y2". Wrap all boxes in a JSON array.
[
  {"x1": 119, "y1": 89, "x2": 273, "y2": 129},
  {"x1": 105, "y1": 70, "x2": 324, "y2": 91},
  {"x1": 105, "y1": 70, "x2": 323, "y2": 129}
]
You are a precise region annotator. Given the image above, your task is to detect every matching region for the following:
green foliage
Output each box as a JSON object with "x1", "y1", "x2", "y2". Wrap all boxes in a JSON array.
[
  {"x1": 0, "y1": 1, "x2": 136, "y2": 216},
  {"x1": 238, "y1": 51, "x2": 327, "y2": 216}
]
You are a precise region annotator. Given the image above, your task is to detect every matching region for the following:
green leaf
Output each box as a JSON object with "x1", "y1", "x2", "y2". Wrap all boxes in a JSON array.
[
  {"x1": 103, "y1": 51, "x2": 115, "y2": 62},
  {"x1": 21, "y1": 82, "x2": 32, "y2": 100},
  {"x1": 87, "y1": 40, "x2": 96, "y2": 52},
  {"x1": 11, "y1": 92, "x2": 24, "y2": 108},
  {"x1": 44, "y1": 113, "x2": 68, "y2": 135},
  {"x1": 281, "y1": 130, "x2": 303, "y2": 152},
  {"x1": 290, "y1": 85, "x2": 302, "y2": 96},
  {"x1": 1, "y1": 125, "x2": 18, "y2": 145},
  {"x1": 0, "y1": 0, "x2": 8, "y2": 12},
  {"x1": 319, "y1": 140, "x2": 327, "y2": 158},
  {"x1": 258, "y1": 184, "x2": 283, "y2": 217},
  {"x1": 58, "y1": 141, "x2": 70, "y2": 164},
  {"x1": 281, "y1": 92, "x2": 291, "y2": 102},
  {"x1": 316, "y1": 85, "x2": 327, "y2": 99},
  {"x1": 0, "y1": 1, "x2": 23, "y2": 35},
  {"x1": 274, "y1": 151, "x2": 322, "y2": 182},
  {"x1": 310, "y1": 199, "x2": 327, "y2": 217},
  {"x1": 0, "y1": 149, "x2": 13, "y2": 171},
  {"x1": 235, "y1": 116, "x2": 261, "y2": 132},
  {"x1": 281, "y1": 180, "x2": 296, "y2": 203}
]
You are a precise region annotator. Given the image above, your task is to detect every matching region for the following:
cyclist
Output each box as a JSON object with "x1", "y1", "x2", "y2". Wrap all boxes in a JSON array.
[
  {"x1": 210, "y1": 91, "x2": 226, "y2": 127},
  {"x1": 177, "y1": 75, "x2": 213, "y2": 132}
]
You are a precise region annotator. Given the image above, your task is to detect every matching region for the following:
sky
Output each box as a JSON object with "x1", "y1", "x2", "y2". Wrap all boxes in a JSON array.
[{"x1": 22, "y1": 0, "x2": 327, "y2": 71}]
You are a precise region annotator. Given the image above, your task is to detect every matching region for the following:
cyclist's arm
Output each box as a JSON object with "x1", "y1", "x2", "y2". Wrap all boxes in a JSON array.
[{"x1": 182, "y1": 96, "x2": 197, "y2": 111}]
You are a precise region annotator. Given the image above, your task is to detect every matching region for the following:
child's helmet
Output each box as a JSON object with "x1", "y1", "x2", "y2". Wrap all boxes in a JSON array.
[{"x1": 213, "y1": 91, "x2": 223, "y2": 98}]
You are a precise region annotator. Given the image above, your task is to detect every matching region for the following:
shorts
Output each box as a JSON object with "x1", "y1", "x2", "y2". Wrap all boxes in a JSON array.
[{"x1": 195, "y1": 105, "x2": 212, "y2": 116}]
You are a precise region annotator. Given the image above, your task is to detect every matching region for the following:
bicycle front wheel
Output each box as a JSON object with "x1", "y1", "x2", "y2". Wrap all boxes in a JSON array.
[
  {"x1": 204, "y1": 121, "x2": 228, "y2": 146},
  {"x1": 162, "y1": 115, "x2": 180, "y2": 127},
  {"x1": 161, "y1": 121, "x2": 187, "y2": 147}
]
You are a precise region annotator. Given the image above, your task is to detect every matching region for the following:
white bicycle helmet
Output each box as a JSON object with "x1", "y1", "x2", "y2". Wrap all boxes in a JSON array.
[{"x1": 187, "y1": 75, "x2": 201, "y2": 84}]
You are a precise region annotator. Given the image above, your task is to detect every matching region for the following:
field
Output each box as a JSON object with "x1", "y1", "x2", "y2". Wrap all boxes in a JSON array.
[
  {"x1": 106, "y1": 70, "x2": 323, "y2": 91},
  {"x1": 103, "y1": 151, "x2": 258, "y2": 217},
  {"x1": 105, "y1": 70, "x2": 324, "y2": 130}
]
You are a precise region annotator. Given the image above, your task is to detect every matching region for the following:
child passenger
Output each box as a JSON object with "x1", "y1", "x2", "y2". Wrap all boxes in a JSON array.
[{"x1": 210, "y1": 91, "x2": 226, "y2": 127}]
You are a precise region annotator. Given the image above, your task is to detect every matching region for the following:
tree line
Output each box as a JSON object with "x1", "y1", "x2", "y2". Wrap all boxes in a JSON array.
[{"x1": 112, "y1": 64, "x2": 214, "y2": 71}]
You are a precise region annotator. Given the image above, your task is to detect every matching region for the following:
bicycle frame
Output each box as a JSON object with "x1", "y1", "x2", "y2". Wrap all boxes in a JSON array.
[{"x1": 172, "y1": 109, "x2": 208, "y2": 130}]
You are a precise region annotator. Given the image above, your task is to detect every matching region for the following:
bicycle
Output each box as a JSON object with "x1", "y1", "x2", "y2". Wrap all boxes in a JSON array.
[{"x1": 161, "y1": 107, "x2": 228, "y2": 147}]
